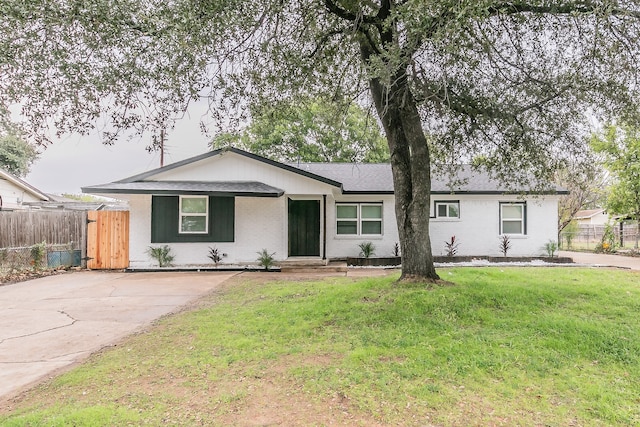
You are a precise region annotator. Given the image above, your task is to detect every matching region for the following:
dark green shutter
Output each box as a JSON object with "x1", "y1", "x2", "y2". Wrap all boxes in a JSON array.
[
  {"x1": 209, "y1": 196, "x2": 234, "y2": 242},
  {"x1": 151, "y1": 196, "x2": 179, "y2": 243},
  {"x1": 151, "y1": 195, "x2": 235, "y2": 243}
]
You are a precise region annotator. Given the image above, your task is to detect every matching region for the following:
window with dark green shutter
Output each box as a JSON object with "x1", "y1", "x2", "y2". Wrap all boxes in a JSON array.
[{"x1": 151, "y1": 195, "x2": 234, "y2": 243}]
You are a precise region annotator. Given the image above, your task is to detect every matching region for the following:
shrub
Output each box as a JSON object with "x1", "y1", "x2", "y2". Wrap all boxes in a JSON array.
[
  {"x1": 444, "y1": 236, "x2": 460, "y2": 257},
  {"x1": 595, "y1": 223, "x2": 616, "y2": 253},
  {"x1": 147, "y1": 245, "x2": 175, "y2": 267},
  {"x1": 392, "y1": 242, "x2": 400, "y2": 257},
  {"x1": 256, "y1": 249, "x2": 276, "y2": 271},
  {"x1": 544, "y1": 240, "x2": 558, "y2": 257},
  {"x1": 499, "y1": 235, "x2": 512, "y2": 257},
  {"x1": 358, "y1": 241, "x2": 376, "y2": 258},
  {"x1": 30, "y1": 241, "x2": 46, "y2": 270},
  {"x1": 208, "y1": 247, "x2": 222, "y2": 266},
  {"x1": 563, "y1": 220, "x2": 579, "y2": 249}
]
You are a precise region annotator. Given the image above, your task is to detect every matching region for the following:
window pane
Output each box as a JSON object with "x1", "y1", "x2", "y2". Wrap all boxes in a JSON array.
[
  {"x1": 337, "y1": 205, "x2": 357, "y2": 219},
  {"x1": 437, "y1": 204, "x2": 447, "y2": 217},
  {"x1": 502, "y1": 205, "x2": 523, "y2": 219},
  {"x1": 337, "y1": 220, "x2": 357, "y2": 235},
  {"x1": 448, "y1": 204, "x2": 459, "y2": 217},
  {"x1": 362, "y1": 221, "x2": 382, "y2": 235},
  {"x1": 181, "y1": 216, "x2": 207, "y2": 232},
  {"x1": 502, "y1": 220, "x2": 522, "y2": 234},
  {"x1": 361, "y1": 205, "x2": 382, "y2": 219},
  {"x1": 182, "y1": 197, "x2": 207, "y2": 214}
]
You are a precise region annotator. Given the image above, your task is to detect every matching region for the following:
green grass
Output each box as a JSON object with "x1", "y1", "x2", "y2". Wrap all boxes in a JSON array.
[{"x1": 2, "y1": 268, "x2": 640, "y2": 426}]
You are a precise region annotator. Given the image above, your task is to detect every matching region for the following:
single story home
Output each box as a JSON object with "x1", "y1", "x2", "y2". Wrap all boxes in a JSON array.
[
  {"x1": 82, "y1": 147, "x2": 567, "y2": 268},
  {"x1": 0, "y1": 168, "x2": 49, "y2": 211},
  {"x1": 573, "y1": 208, "x2": 610, "y2": 226}
]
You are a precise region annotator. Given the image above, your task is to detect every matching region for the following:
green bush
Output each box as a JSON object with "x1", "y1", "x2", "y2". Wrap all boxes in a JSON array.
[
  {"x1": 256, "y1": 249, "x2": 276, "y2": 271},
  {"x1": 147, "y1": 245, "x2": 175, "y2": 267},
  {"x1": 358, "y1": 241, "x2": 376, "y2": 258}
]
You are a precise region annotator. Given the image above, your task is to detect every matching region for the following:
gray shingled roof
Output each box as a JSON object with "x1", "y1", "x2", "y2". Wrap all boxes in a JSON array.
[
  {"x1": 291, "y1": 163, "x2": 567, "y2": 194},
  {"x1": 81, "y1": 148, "x2": 567, "y2": 196},
  {"x1": 82, "y1": 181, "x2": 284, "y2": 197}
]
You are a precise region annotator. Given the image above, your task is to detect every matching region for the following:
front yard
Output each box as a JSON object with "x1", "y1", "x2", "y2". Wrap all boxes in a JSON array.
[{"x1": 2, "y1": 267, "x2": 639, "y2": 426}]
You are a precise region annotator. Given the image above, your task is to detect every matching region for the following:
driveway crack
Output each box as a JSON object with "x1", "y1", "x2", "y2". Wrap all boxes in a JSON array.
[{"x1": 0, "y1": 310, "x2": 77, "y2": 342}]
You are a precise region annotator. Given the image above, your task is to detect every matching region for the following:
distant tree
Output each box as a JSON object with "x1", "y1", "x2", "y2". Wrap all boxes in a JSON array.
[
  {"x1": 210, "y1": 98, "x2": 388, "y2": 163},
  {"x1": 591, "y1": 125, "x2": 640, "y2": 248},
  {"x1": 0, "y1": 133, "x2": 38, "y2": 177},
  {"x1": 556, "y1": 159, "x2": 607, "y2": 234}
]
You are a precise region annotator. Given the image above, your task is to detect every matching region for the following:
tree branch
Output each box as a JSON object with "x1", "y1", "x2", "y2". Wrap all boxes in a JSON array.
[
  {"x1": 487, "y1": 2, "x2": 640, "y2": 18},
  {"x1": 324, "y1": 0, "x2": 379, "y2": 25}
]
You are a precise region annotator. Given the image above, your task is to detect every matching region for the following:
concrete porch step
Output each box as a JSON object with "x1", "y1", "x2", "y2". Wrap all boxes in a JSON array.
[
  {"x1": 279, "y1": 260, "x2": 347, "y2": 273},
  {"x1": 279, "y1": 258, "x2": 327, "y2": 267}
]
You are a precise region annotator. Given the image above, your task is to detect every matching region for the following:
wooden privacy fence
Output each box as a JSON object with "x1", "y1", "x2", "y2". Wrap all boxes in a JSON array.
[
  {"x1": 0, "y1": 210, "x2": 86, "y2": 248},
  {"x1": 0, "y1": 210, "x2": 130, "y2": 270}
]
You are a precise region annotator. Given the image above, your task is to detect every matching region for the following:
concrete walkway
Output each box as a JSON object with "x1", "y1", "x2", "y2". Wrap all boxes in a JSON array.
[
  {"x1": 0, "y1": 271, "x2": 237, "y2": 401},
  {"x1": 559, "y1": 250, "x2": 640, "y2": 270}
]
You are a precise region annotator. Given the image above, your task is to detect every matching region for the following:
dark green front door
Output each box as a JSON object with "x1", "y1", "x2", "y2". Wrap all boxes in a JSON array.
[{"x1": 288, "y1": 199, "x2": 320, "y2": 257}]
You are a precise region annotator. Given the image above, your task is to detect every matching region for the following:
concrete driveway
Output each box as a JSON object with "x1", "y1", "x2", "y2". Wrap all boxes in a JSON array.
[
  {"x1": 559, "y1": 251, "x2": 640, "y2": 270},
  {"x1": 0, "y1": 271, "x2": 237, "y2": 401}
]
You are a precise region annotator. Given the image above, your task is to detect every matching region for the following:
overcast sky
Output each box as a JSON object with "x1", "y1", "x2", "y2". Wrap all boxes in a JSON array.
[{"x1": 25, "y1": 104, "x2": 213, "y2": 195}]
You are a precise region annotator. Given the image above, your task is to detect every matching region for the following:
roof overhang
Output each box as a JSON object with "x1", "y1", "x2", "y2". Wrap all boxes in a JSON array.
[
  {"x1": 115, "y1": 147, "x2": 344, "y2": 189},
  {"x1": 82, "y1": 181, "x2": 285, "y2": 197},
  {"x1": 0, "y1": 169, "x2": 49, "y2": 201}
]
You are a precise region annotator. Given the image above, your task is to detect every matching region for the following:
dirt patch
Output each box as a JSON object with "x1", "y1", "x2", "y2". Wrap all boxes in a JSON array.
[{"x1": 0, "y1": 268, "x2": 73, "y2": 287}]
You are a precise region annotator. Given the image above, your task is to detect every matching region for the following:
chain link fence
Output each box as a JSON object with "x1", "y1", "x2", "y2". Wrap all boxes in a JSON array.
[
  {"x1": 560, "y1": 223, "x2": 639, "y2": 251},
  {"x1": 0, "y1": 243, "x2": 82, "y2": 278}
]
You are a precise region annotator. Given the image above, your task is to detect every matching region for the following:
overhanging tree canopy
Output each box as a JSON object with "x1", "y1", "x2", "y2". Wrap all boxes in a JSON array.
[
  {"x1": 2, "y1": 1, "x2": 640, "y2": 281},
  {"x1": 210, "y1": 97, "x2": 389, "y2": 163}
]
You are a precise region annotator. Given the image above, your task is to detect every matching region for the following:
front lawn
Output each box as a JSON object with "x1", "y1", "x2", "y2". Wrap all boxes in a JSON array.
[{"x1": 2, "y1": 268, "x2": 639, "y2": 426}]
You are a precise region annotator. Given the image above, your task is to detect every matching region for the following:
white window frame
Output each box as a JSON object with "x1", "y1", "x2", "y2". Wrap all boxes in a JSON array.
[
  {"x1": 179, "y1": 195, "x2": 209, "y2": 234},
  {"x1": 336, "y1": 202, "x2": 383, "y2": 236},
  {"x1": 500, "y1": 202, "x2": 526, "y2": 235},
  {"x1": 435, "y1": 201, "x2": 460, "y2": 219}
]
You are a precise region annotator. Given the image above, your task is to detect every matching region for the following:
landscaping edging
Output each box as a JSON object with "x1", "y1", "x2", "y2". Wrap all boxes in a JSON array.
[
  {"x1": 347, "y1": 256, "x2": 573, "y2": 266},
  {"x1": 435, "y1": 256, "x2": 573, "y2": 264},
  {"x1": 346, "y1": 256, "x2": 401, "y2": 267}
]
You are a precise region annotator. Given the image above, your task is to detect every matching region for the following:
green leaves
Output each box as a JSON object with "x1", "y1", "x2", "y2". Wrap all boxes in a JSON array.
[
  {"x1": 210, "y1": 97, "x2": 389, "y2": 163},
  {"x1": 590, "y1": 124, "x2": 640, "y2": 246},
  {"x1": 0, "y1": 133, "x2": 38, "y2": 177}
]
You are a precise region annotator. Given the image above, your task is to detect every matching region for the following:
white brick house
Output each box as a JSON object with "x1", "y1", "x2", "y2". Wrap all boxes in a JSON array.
[{"x1": 82, "y1": 147, "x2": 566, "y2": 268}]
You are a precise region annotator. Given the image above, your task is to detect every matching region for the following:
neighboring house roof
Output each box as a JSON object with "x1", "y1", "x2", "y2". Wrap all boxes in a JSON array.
[
  {"x1": 0, "y1": 168, "x2": 49, "y2": 202},
  {"x1": 82, "y1": 147, "x2": 568, "y2": 196},
  {"x1": 25, "y1": 194, "x2": 129, "y2": 211},
  {"x1": 574, "y1": 208, "x2": 606, "y2": 219}
]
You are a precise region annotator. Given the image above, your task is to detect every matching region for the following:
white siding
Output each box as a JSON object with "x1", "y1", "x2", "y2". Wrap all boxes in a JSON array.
[
  {"x1": 128, "y1": 195, "x2": 289, "y2": 268},
  {"x1": 429, "y1": 194, "x2": 560, "y2": 257},
  {"x1": 128, "y1": 195, "x2": 153, "y2": 268},
  {"x1": 123, "y1": 152, "x2": 561, "y2": 266},
  {"x1": 153, "y1": 152, "x2": 336, "y2": 195},
  {"x1": 128, "y1": 192, "x2": 560, "y2": 267},
  {"x1": 326, "y1": 194, "x2": 400, "y2": 258},
  {"x1": 0, "y1": 178, "x2": 45, "y2": 210}
]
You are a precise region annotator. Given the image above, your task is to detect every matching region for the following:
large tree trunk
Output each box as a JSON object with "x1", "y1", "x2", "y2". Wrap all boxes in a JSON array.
[{"x1": 368, "y1": 69, "x2": 440, "y2": 282}]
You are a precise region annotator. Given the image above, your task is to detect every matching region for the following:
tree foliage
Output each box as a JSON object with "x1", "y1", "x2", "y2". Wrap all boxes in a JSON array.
[
  {"x1": 3, "y1": 1, "x2": 640, "y2": 280},
  {"x1": 591, "y1": 124, "x2": 640, "y2": 247},
  {"x1": 0, "y1": 132, "x2": 38, "y2": 177},
  {"x1": 555, "y1": 159, "x2": 607, "y2": 234},
  {"x1": 210, "y1": 98, "x2": 389, "y2": 163}
]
